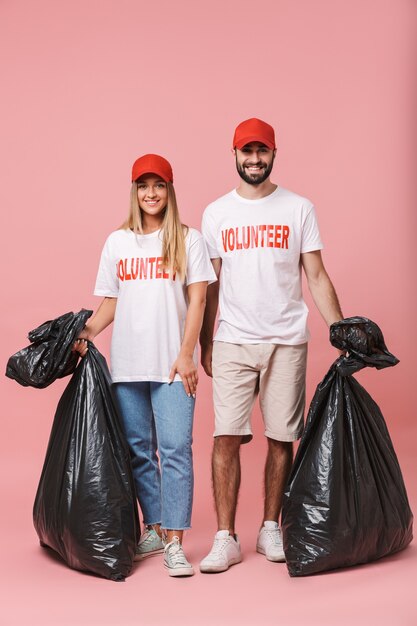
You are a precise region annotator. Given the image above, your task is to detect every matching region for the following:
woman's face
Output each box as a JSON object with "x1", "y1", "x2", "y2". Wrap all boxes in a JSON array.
[{"x1": 136, "y1": 175, "x2": 168, "y2": 217}]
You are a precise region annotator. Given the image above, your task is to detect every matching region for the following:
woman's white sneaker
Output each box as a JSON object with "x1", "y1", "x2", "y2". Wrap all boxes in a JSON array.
[
  {"x1": 200, "y1": 530, "x2": 242, "y2": 573},
  {"x1": 135, "y1": 528, "x2": 165, "y2": 560},
  {"x1": 256, "y1": 521, "x2": 285, "y2": 562},
  {"x1": 164, "y1": 536, "x2": 194, "y2": 577}
]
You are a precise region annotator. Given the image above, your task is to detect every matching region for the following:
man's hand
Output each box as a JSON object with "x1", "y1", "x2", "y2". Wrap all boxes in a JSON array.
[{"x1": 201, "y1": 342, "x2": 213, "y2": 377}]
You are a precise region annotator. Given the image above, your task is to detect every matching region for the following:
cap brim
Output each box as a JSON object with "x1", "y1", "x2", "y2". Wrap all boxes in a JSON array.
[
  {"x1": 132, "y1": 169, "x2": 171, "y2": 183},
  {"x1": 234, "y1": 135, "x2": 275, "y2": 150}
]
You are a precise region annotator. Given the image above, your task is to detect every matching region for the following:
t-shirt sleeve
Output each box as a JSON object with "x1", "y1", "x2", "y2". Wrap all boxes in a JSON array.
[
  {"x1": 201, "y1": 209, "x2": 220, "y2": 259},
  {"x1": 301, "y1": 205, "x2": 324, "y2": 253},
  {"x1": 186, "y1": 231, "x2": 218, "y2": 286},
  {"x1": 94, "y1": 236, "x2": 119, "y2": 297}
]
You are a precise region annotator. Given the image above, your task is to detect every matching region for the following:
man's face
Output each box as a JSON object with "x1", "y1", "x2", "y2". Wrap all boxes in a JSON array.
[{"x1": 235, "y1": 142, "x2": 276, "y2": 185}]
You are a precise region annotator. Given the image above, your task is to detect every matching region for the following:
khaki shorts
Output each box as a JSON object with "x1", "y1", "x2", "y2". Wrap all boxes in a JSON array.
[{"x1": 212, "y1": 341, "x2": 307, "y2": 443}]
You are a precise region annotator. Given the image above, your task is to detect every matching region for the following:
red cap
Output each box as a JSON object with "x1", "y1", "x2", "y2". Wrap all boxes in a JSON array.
[
  {"x1": 131, "y1": 154, "x2": 173, "y2": 183},
  {"x1": 233, "y1": 118, "x2": 276, "y2": 150}
]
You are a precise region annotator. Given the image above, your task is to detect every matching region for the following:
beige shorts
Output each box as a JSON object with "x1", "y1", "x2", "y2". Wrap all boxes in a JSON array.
[{"x1": 212, "y1": 341, "x2": 307, "y2": 443}]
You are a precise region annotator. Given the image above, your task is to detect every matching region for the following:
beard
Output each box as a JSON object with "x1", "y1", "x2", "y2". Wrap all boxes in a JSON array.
[{"x1": 236, "y1": 155, "x2": 275, "y2": 185}]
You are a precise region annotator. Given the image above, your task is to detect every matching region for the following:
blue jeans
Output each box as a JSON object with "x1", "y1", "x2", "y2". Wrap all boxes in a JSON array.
[{"x1": 113, "y1": 382, "x2": 195, "y2": 530}]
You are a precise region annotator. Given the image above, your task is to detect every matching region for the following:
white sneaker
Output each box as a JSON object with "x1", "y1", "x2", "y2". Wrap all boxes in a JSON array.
[
  {"x1": 164, "y1": 536, "x2": 194, "y2": 577},
  {"x1": 200, "y1": 530, "x2": 242, "y2": 573},
  {"x1": 134, "y1": 528, "x2": 165, "y2": 561},
  {"x1": 256, "y1": 521, "x2": 285, "y2": 562}
]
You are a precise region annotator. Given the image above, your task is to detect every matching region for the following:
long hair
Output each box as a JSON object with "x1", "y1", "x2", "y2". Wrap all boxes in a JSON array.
[{"x1": 120, "y1": 181, "x2": 188, "y2": 281}]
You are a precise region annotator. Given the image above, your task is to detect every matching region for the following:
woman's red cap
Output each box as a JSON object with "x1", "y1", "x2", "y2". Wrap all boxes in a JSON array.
[{"x1": 131, "y1": 154, "x2": 173, "y2": 183}]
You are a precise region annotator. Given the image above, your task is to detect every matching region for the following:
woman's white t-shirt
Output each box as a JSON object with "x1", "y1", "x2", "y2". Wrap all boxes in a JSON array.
[{"x1": 94, "y1": 227, "x2": 217, "y2": 383}]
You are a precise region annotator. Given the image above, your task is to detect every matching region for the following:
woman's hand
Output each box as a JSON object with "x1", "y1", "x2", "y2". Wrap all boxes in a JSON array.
[
  {"x1": 72, "y1": 298, "x2": 117, "y2": 357},
  {"x1": 169, "y1": 354, "x2": 198, "y2": 397},
  {"x1": 72, "y1": 327, "x2": 94, "y2": 357}
]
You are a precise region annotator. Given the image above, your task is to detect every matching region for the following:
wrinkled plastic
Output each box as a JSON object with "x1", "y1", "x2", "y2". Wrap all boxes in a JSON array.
[
  {"x1": 281, "y1": 317, "x2": 413, "y2": 577},
  {"x1": 33, "y1": 342, "x2": 140, "y2": 580},
  {"x1": 6, "y1": 309, "x2": 92, "y2": 388},
  {"x1": 6, "y1": 311, "x2": 140, "y2": 580}
]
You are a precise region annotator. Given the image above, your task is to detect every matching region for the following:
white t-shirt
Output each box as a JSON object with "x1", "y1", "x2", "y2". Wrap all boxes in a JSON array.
[
  {"x1": 202, "y1": 186, "x2": 323, "y2": 344},
  {"x1": 94, "y1": 227, "x2": 217, "y2": 382}
]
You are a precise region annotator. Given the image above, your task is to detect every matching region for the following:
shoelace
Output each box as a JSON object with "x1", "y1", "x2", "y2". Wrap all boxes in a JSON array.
[
  {"x1": 263, "y1": 527, "x2": 282, "y2": 545},
  {"x1": 166, "y1": 538, "x2": 189, "y2": 566},
  {"x1": 139, "y1": 530, "x2": 156, "y2": 547},
  {"x1": 210, "y1": 536, "x2": 231, "y2": 556}
]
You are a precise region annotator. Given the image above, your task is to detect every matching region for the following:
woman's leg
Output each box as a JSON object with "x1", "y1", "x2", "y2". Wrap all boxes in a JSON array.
[
  {"x1": 113, "y1": 382, "x2": 162, "y2": 527},
  {"x1": 150, "y1": 382, "x2": 195, "y2": 538}
]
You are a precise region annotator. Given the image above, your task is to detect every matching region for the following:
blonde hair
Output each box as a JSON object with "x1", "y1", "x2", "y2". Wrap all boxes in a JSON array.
[{"x1": 120, "y1": 181, "x2": 188, "y2": 281}]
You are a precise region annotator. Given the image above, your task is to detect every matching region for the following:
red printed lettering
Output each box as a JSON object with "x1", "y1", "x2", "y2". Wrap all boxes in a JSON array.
[
  {"x1": 242, "y1": 226, "x2": 250, "y2": 249},
  {"x1": 117, "y1": 256, "x2": 174, "y2": 281},
  {"x1": 221, "y1": 229, "x2": 228, "y2": 253},
  {"x1": 267, "y1": 225, "x2": 274, "y2": 247},
  {"x1": 123, "y1": 258, "x2": 132, "y2": 280},
  {"x1": 259, "y1": 224, "x2": 267, "y2": 247},
  {"x1": 218, "y1": 224, "x2": 290, "y2": 254},
  {"x1": 274, "y1": 225, "x2": 281, "y2": 248},
  {"x1": 118, "y1": 260, "x2": 124, "y2": 281},
  {"x1": 282, "y1": 225, "x2": 290, "y2": 249},
  {"x1": 227, "y1": 229, "x2": 235, "y2": 251},
  {"x1": 251, "y1": 225, "x2": 259, "y2": 248},
  {"x1": 236, "y1": 227, "x2": 243, "y2": 250},
  {"x1": 148, "y1": 257, "x2": 156, "y2": 279},
  {"x1": 131, "y1": 258, "x2": 139, "y2": 279},
  {"x1": 139, "y1": 258, "x2": 148, "y2": 279}
]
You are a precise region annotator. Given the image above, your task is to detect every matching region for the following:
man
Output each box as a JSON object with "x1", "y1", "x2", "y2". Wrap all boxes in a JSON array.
[{"x1": 199, "y1": 117, "x2": 343, "y2": 573}]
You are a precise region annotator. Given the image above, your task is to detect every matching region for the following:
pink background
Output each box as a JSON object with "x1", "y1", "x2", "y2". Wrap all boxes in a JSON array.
[{"x1": 1, "y1": 1, "x2": 415, "y2": 625}]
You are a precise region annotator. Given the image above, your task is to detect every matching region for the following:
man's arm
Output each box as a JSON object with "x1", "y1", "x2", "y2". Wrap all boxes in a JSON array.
[
  {"x1": 301, "y1": 251, "x2": 343, "y2": 327},
  {"x1": 200, "y1": 258, "x2": 222, "y2": 377}
]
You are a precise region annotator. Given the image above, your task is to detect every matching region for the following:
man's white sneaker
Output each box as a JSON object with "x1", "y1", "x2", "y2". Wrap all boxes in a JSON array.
[
  {"x1": 164, "y1": 536, "x2": 194, "y2": 577},
  {"x1": 200, "y1": 530, "x2": 242, "y2": 573},
  {"x1": 134, "y1": 528, "x2": 165, "y2": 561},
  {"x1": 256, "y1": 521, "x2": 285, "y2": 562}
]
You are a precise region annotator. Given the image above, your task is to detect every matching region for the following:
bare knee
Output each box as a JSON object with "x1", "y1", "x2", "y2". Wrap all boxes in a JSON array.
[
  {"x1": 267, "y1": 438, "x2": 293, "y2": 458},
  {"x1": 213, "y1": 435, "x2": 242, "y2": 459}
]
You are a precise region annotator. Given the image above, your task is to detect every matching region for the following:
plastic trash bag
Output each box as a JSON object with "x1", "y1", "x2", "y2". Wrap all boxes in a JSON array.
[
  {"x1": 6, "y1": 311, "x2": 140, "y2": 580},
  {"x1": 281, "y1": 317, "x2": 413, "y2": 577},
  {"x1": 6, "y1": 309, "x2": 92, "y2": 388}
]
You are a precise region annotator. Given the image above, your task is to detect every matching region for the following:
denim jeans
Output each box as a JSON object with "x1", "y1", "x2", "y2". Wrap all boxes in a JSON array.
[{"x1": 113, "y1": 381, "x2": 195, "y2": 530}]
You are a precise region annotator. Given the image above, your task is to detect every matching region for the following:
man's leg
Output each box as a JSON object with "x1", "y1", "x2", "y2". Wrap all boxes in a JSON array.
[
  {"x1": 200, "y1": 342, "x2": 260, "y2": 573},
  {"x1": 212, "y1": 435, "x2": 242, "y2": 535},
  {"x1": 263, "y1": 438, "x2": 293, "y2": 523},
  {"x1": 257, "y1": 343, "x2": 307, "y2": 562}
]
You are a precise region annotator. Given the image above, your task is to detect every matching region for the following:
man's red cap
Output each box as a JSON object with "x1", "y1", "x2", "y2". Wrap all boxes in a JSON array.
[
  {"x1": 131, "y1": 154, "x2": 173, "y2": 183},
  {"x1": 233, "y1": 118, "x2": 276, "y2": 150}
]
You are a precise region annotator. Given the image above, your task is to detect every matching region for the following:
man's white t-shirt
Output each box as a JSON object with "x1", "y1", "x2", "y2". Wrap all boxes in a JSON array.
[
  {"x1": 201, "y1": 186, "x2": 323, "y2": 344},
  {"x1": 94, "y1": 227, "x2": 217, "y2": 382}
]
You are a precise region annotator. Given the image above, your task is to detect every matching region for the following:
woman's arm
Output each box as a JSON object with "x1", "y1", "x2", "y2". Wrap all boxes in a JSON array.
[
  {"x1": 169, "y1": 281, "x2": 208, "y2": 397},
  {"x1": 73, "y1": 297, "x2": 117, "y2": 356}
]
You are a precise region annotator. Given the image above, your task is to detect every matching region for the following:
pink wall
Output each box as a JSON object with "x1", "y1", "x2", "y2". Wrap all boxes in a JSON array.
[{"x1": 1, "y1": 0, "x2": 415, "y2": 579}]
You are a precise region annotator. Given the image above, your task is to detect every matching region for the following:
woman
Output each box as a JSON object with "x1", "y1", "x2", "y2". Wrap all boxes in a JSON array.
[{"x1": 75, "y1": 154, "x2": 216, "y2": 577}]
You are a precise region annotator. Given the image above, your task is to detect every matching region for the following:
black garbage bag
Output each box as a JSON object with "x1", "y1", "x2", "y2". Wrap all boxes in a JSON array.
[
  {"x1": 33, "y1": 342, "x2": 140, "y2": 580},
  {"x1": 281, "y1": 316, "x2": 413, "y2": 577},
  {"x1": 6, "y1": 309, "x2": 92, "y2": 388},
  {"x1": 6, "y1": 310, "x2": 140, "y2": 581}
]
